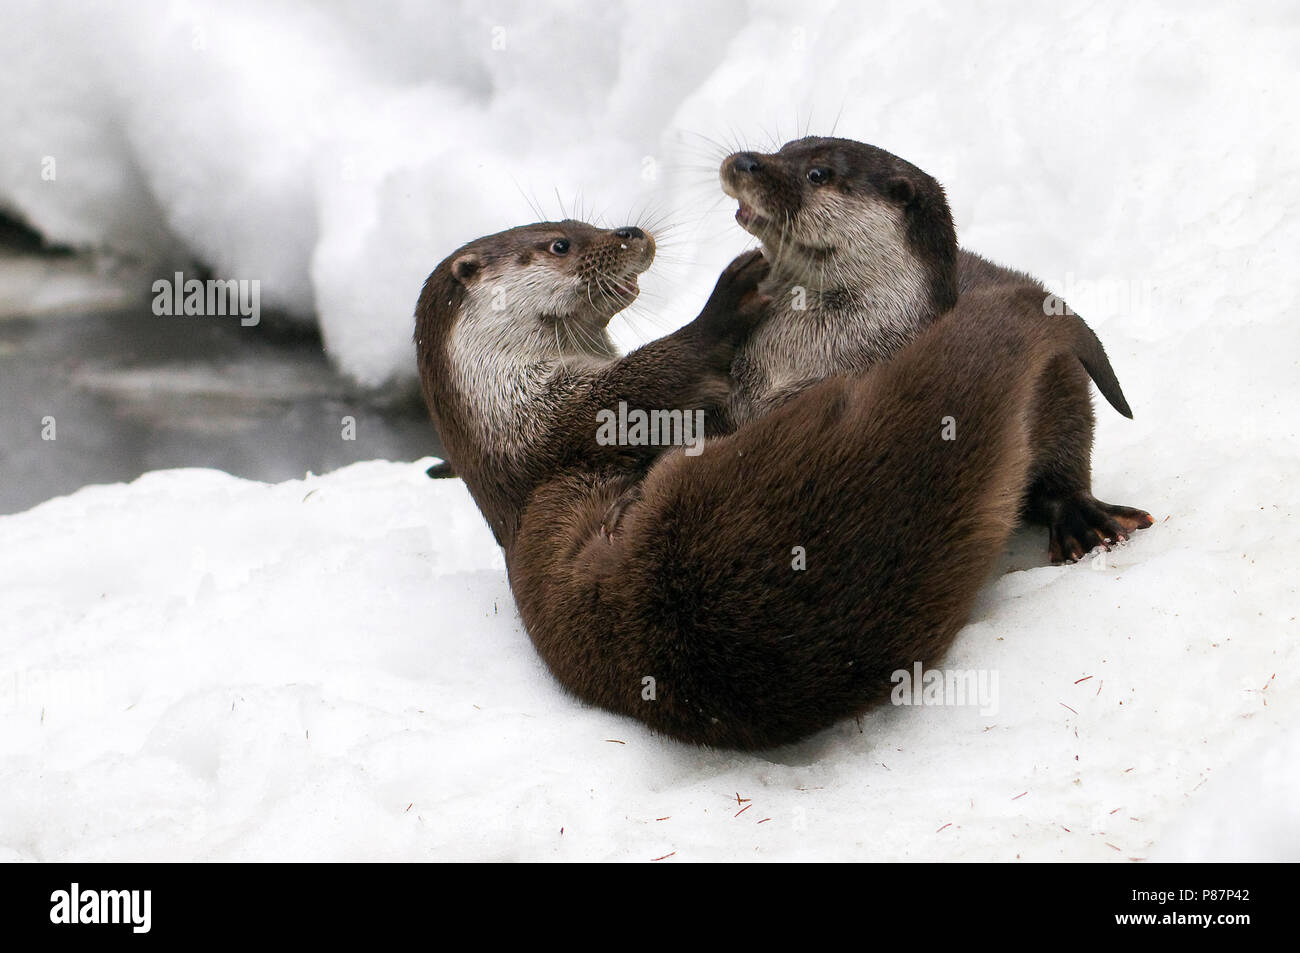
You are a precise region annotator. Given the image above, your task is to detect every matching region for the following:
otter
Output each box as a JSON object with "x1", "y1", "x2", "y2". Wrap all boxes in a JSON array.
[
  {"x1": 415, "y1": 221, "x2": 769, "y2": 549},
  {"x1": 415, "y1": 218, "x2": 1137, "y2": 749},
  {"x1": 719, "y1": 137, "x2": 1153, "y2": 563}
]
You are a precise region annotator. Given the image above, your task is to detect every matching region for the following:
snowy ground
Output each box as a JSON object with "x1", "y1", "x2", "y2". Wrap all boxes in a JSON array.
[
  {"x1": 1, "y1": 1, "x2": 1297, "y2": 860},
  {"x1": 0, "y1": 437, "x2": 1294, "y2": 862}
]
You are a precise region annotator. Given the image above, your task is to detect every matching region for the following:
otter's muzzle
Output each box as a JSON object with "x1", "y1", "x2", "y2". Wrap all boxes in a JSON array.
[
  {"x1": 720, "y1": 152, "x2": 767, "y2": 197},
  {"x1": 608, "y1": 225, "x2": 655, "y2": 269},
  {"x1": 726, "y1": 152, "x2": 763, "y2": 175}
]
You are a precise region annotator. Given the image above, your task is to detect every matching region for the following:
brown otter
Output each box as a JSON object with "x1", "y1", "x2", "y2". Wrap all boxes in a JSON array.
[
  {"x1": 720, "y1": 137, "x2": 1153, "y2": 563},
  {"x1": 415, "y1": 218, "x2": 1138, "y2": 749},
  {"x1": 415, "y1": 221, "x2": 769, "y2": 549}
]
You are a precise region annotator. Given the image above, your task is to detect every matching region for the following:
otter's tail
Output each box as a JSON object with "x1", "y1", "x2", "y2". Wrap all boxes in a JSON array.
[
  {"x1": 988, "y1": 284, "x2": 1133, "y2": 420},
  {"x1": 1061, "y1": 311, "x2": 1132, "y2": 419}
]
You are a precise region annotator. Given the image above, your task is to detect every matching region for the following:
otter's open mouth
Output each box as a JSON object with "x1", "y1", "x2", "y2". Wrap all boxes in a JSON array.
[
  {"x1": 595, "y1": 273, "x2": 639, "y2": 303},
  {"x1": 722, "y1": 174, "x2": 773, "y2": 235},
  {"x1": 609, "y1": 275, "x2": 638, "y2": 298},
  {"x1": 734, "y1": 200, "x2": 833, "y2": 261},
  {"x1": 735, "y1": 202, "x2": 766, "y2": 230}
]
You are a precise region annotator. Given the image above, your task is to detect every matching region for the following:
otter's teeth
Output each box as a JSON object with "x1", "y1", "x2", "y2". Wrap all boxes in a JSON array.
[{"x1": 609, "y1": 276, "x2": 638, "y2": 297}]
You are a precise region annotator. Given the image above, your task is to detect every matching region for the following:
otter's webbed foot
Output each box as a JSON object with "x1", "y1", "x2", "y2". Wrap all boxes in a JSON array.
[
  {"x1": 599, "y1": 484, "x2": 644, "y2": 543},
  {"x1": 1047, "y1": 492, "x2": 1154, "y2": 564}
]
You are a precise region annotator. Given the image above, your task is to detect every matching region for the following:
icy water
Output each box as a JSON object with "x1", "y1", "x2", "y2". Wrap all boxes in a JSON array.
[{"x1": 0, "y1": 249, "x2": 445, "y2": 516}]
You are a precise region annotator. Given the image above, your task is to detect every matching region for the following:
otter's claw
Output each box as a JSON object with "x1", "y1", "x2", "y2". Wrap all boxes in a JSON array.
[{"x1": 1048, "y1": 493, "x2": 1154, "y2": 564}]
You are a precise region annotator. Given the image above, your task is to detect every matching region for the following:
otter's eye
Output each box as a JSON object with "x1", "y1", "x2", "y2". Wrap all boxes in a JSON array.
[
  {"x1": 807, "y1": 167, "x2": 833, "y2": 185},
  {"x1": 550, "y1": 239, "x2": 571, "y2": 255}
]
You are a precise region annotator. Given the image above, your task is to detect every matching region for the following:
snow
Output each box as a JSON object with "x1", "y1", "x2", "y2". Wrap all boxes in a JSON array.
[
  {"x1": 2, "y1": 1, "x2": 1298, "y2": 860},
  {"x1": 0, "y1": 435, "x2": 1294, "y2": 861},
  {"x1": 4, "y1": 0, "x2": 1278, "y2": 385}
]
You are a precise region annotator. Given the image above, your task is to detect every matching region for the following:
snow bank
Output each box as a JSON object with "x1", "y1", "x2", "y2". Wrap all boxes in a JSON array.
[{"x1": 6, "y1": 1, "x2": 1295, "y2": 386}]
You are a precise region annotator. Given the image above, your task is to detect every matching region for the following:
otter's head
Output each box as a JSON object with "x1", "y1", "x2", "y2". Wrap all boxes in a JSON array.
[
  {"x1": 415, "y1": 220, "x2": 658, "y2": 477},
  {"x1": 720, "y1": 137, "x2": 957, "y2": 312},
  {"x1": 443, "y1": 220, "x2": 654, "y2": 339}
]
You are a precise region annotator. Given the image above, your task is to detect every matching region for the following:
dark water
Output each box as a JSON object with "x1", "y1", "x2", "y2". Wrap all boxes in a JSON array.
[{"x1": 0, "y1": 278, "x2": 445, "y2": 516}]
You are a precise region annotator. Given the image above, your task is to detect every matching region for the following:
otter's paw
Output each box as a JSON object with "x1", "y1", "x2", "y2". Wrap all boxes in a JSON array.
[
  {"x1": 695, "y1": 249, "x2": 771, "y2": 337},
  {"x1": 599, "y1": 484, "x2": 644, "y2": 543},
  {"x1": 1049, "y1": 493, "x2": 1154, "y2": 564}
]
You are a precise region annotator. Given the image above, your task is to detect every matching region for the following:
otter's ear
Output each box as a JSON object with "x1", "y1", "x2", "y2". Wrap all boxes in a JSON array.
[
  {"x1": 451, "y1": 253, "x2": 483, "y2": 285},
  {"x1": 886, "y1": 177, "x2": 916, "y2": 207}
]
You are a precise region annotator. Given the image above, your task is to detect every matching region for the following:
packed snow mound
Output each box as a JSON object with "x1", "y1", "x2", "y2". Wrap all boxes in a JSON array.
[
  {"x1": 0, "y1": 434, "x2": 1294, "y2": 861},
  {"x1": 4, "y1": 1, "x2": 1297, "y2": 385}
]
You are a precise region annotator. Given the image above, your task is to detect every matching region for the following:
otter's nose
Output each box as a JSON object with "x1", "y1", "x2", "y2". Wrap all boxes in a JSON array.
[
  {"x1": 727, "y1": 152, "x2": 763, "y2": 174},
  {"x1": 613, "y1": 226, "x2": 645, "y2": 240}
]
